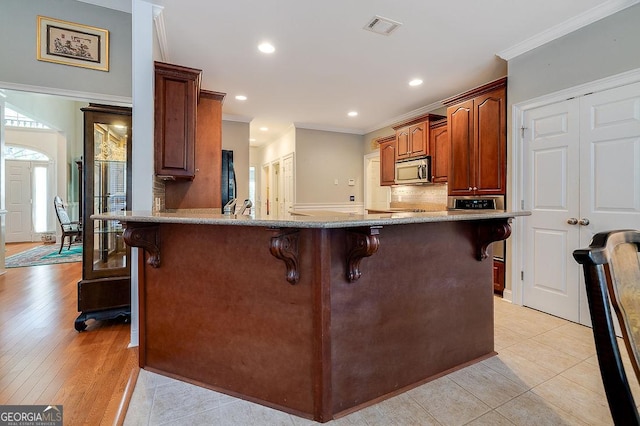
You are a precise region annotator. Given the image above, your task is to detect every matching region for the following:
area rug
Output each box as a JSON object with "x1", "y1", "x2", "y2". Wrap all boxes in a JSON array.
[{"x1": 5, "y1": 244, "x2": 82, "y2": 268}]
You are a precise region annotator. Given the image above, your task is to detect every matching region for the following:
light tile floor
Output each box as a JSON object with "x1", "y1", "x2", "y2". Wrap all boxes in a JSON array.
[{"x1": 124, "y1": 298, "x2": 640, "y2": 425}]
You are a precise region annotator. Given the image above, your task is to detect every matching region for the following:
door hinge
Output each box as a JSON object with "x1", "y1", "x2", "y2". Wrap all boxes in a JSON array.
[
  {"x1": 521, "y1": 270, "x2": 524, "y2": 281},
  {"x1": 521, "y1": 126, "x2": 527, "y2": 139},
  {"x1": 520, "y1": 200, "x2": 525, "y2": 210}
]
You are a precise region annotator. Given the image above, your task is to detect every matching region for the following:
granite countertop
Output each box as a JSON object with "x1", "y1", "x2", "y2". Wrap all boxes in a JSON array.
[{"x1": 92, "y1": 209, "x2": 530, "y2": 229}]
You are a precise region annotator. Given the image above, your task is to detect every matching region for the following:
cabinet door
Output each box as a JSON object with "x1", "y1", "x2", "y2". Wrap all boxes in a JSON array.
[
  {"x1": 396, "y1": 128, "x2": 410, "y2": 160},
  {"x1": 447, "y1": 100, "x2": 474, "y2": 195},
  {"x1": 380, "y1": 141, "x2": 396, "y2": 186},
  {"x1": 409, "y1": 123, "x2": 427, "y2": 157},
  {"x1": 475, "y1": 87, "x2": 506, "y2": 194},
  {"x1": 430, "y1": 124, "x2": 448, "y2": 183},
  {"x1": 81, "y1": 105, "x2": 132, "y2": 282},
  {"x1": 154, "y1": 62, "x2": 201, "y2": 179}
]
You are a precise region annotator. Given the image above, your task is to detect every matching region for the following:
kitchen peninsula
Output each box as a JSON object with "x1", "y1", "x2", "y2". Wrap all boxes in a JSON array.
[{"x1": 95, "y1": 209, "x2": 527, "y2": 422}]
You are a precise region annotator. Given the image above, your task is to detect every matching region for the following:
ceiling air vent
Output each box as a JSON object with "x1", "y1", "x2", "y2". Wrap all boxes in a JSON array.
[{"x1": 363, "y1": 15, "x2": 402, "y2": 36}]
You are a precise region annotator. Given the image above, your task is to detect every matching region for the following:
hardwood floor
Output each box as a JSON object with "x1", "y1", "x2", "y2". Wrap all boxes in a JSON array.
[{"x1": 0, "y1": 250, "x2": 138, "y2": 425}]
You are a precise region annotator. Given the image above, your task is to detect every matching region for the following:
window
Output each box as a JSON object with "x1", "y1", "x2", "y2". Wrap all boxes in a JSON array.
[
  {"x1": 33, "y1": 165, "x2": 49, "y2": 233},
  {"x1": 4, "y1": 106, "x2": 50, "y2": 129},
  {"x1": 4, "y1": 145, "x2": 49, "y2": 161}
]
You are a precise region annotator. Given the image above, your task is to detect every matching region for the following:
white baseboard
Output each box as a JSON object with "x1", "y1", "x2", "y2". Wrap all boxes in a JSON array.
[{"x1": 502, "y1": 289, "x2": 513, "y2": 303}]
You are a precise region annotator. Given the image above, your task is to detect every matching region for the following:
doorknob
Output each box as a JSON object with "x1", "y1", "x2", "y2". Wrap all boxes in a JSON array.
[
  {"x1": 567, "y1": 218, "x2": 578, "y2": 225},
  {"x1": 579, "y1": 218, "x2": 590, "y2": 226}
]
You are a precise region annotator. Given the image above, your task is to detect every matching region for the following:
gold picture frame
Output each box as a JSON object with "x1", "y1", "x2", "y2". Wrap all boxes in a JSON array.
[{"x1": 37, "y1": 16, "x2": 109, "y2": 72}]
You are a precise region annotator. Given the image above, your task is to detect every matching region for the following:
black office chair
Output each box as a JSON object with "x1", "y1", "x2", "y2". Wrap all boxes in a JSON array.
[
  {"x1": 54, "y1": 195, "x2": 82, "y2": 254},
  {"x1": 573, "y1": 230, "x2": 640, "y2": 425}
]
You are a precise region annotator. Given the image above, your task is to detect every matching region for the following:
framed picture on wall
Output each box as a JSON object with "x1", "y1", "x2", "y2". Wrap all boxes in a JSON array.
[{"x1": 37, "y1": 16, "x2": 109, "y2": 72}]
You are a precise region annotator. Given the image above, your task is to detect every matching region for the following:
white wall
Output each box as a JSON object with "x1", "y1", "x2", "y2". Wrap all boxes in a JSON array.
[
  {"x1": 258, "y1": 125, "x2": 296, "y2": 165},
  {"x1": 0, "y1": 0, "x2": 132, "y2": 99},
  {"x1": 294, "y1": 128, "x2": 364, "y2": 206},
  {"x1": 4, "y1": 94, "x2": 86, "y2": 211},
  {"x1": 508, "y1": 3, "x2": 640, "y2": 105}
]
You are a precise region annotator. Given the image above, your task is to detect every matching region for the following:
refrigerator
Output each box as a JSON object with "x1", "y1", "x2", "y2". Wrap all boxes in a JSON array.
[{"x1": 221, "y1": 150, "x2": 236, "y2": 213}]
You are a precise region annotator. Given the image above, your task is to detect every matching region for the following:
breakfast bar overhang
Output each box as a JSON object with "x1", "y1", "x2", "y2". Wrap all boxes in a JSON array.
[{"x1": 96, "y1": 209, "x2": 528, "y2": 423}]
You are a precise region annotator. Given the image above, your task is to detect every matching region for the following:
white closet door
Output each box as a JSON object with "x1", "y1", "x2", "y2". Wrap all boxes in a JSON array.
[
  {"x1": 579, "y1": 82, "x2": 640, "y2": 235},
  {"x1": 578, "y1": 82, "x2": 640, "y2": 323},
  {"x1": 522, "y1": 81, "x2": 640, "y2": 324},
  {"x1": 522, "y1": 99, "x2": 581, "y2": 322}
]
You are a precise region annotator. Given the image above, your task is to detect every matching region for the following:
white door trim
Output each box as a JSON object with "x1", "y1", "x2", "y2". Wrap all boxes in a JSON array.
[{"x1": 509, "y1": 67, "x2": 640, "y2": 306}]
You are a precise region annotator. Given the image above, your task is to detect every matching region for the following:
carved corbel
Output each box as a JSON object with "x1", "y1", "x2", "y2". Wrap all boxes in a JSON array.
[
  {"x1": 346, "y1": 226, "x2": 381, "y2": 282},
  {"x1": 269, "y1": 230, "x2": 300, "y2": 285},
  {"x1": 123, "y1": 223, "x2": 161, "y2": 268},
  {"x1": 476, "y1": 219, "x2": 512, "y2": 261}
]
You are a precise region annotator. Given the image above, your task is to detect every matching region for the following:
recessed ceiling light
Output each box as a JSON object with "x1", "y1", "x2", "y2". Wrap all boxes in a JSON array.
[
  {"x1": 235, "y1": 95, "x2": 247, "y2": 101},
  {"x1": 409, "y1": 79, "x2": 423, "y2": 87},
  {"x1": 348, "y1": 111, "x2": 358, "y2": 117},
  {"x1": 258, "y1": 42, "x2": 275, "y2": 54},
  {"x1": 260, "y1": 127, "x2": 269, "y2": 131}
]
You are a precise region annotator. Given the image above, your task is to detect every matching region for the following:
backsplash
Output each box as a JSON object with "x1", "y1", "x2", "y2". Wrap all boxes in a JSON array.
[{"x1": 390, "y1": 184, "x2": 448, "y2": 211}]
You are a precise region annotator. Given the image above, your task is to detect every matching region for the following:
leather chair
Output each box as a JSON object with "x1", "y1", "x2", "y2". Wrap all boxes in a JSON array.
[
  {"x1": 573, "y1": 230, "x2": 640, "y2": 425},
  {"x1": 54, "y1": 195, "x2": 82, "y2": 254}
]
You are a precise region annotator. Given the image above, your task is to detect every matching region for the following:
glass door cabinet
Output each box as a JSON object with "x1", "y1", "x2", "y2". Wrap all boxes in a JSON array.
[{"x1": 75, "y1": 104, "x2": 132, "y2": 331}]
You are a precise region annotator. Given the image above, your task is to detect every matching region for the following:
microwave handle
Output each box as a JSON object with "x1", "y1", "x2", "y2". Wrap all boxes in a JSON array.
[{"x1": 418, "y1": 164, "x2": 426, "y2": 180}]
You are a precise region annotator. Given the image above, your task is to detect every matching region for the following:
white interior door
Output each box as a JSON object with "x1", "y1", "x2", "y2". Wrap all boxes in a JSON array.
[
  {"x1": 579, "y1": 82, "x2": 640, "y2": 234},
  {"x1": 523, "y1": 99, "x2": 581, "y2": 321},
  {"x1": 364, "y1": 154, "x2": 390, "y2": 211},
  {"x1": 578, "y1": 83, "x2": 640, "y2": 322},
  {"x1": 5, "y1": 160, "x2": 33, "y2": 242},
  {"x1": 271, "y1": 161, "x2": 280, "y2": 216},
  {"x1": 283, "y1": 155, "x2": 294, "y2": 214},
  {"x1": 523, "y1": 81, "x2": 640, "y2": 324},
  {"x1": 261, "y1": 164, "x2": 269, "y2": 215}
]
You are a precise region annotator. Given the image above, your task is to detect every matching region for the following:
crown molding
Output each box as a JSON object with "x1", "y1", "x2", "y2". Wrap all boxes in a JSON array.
[
  {"x1": 364, "y1": 100, "x2": 443, "y2": 134},
  {"x1": 0, "y1": 81, "x2": 132, "y2": 106},
  {"x1": 76, "y1": 0, "x2": 131, "y2": 13},
  {"x1": 153, "y1": 5, "x2": 169, "y2": 62},
  {"x1": 293, "y1": 122, "x2": 364, "y2": 135},
  {"x1": 497, "y1": 0, "x2": 640, "y2": 61},
  {"x1": 222, "y1": 114, "x2": 252, "y2": 123}
]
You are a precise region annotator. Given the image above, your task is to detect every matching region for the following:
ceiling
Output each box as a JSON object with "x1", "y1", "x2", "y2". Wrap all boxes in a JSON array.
[{"x1": 84, "y1": 0, "x2": 635, "y2": 145}]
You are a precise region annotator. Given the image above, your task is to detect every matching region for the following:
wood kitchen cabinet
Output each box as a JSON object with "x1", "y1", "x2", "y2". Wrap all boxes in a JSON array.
[
  {"x1": 493, "y1": 259, "x2": 505, "y2": 294},
  {"x1": 396, "y1": 122, "x2": 426, "y2": 160},
  {"x1": 429, "y1": 119, "x2": 448, "y2": 183},
  {"x1": 154, "y1": 61, "x2": 202, "y2": 180},
  {"x1": 165, "y1": 89, "x2": 226, "y2": 209},
  {"x1": 377, "y1": 135, "x2": 396, "y2": 186},
  {"x1": 444, "y1": 78, "x2": 506, "y2": 196},
  {"x1": 392, "y1": 113, "x2": 444, "y2": 162}
]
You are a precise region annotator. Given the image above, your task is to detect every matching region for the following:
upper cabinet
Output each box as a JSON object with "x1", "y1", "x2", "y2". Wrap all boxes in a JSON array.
[
  {"x1": 154, "y1": 61, "x2": 202, "y2": 180},
  {"x1": 377, "y1": 135, "x2": 396, "y2": 186},
  {"x1": 429, "y1": 119, "x2": 448, "y2": 183},
  {"x1": 443, "y1": 77, "x2": 506, "y2": 196},
  {"x1": 393, "y1": 114, "x2": 444, "y2": 161}
]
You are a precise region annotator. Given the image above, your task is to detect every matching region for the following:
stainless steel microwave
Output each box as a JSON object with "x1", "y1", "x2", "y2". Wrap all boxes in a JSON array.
[{"x1": 395, "y1": 157, "x2": 431, "y2": 184}]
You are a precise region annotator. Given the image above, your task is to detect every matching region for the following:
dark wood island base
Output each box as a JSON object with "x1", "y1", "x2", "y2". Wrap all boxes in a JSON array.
[{"x1": 115, "y1": 212, "x2": 519, "y2": 423}]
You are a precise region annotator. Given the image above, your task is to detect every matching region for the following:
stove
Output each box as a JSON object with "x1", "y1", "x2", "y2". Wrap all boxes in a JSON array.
[{"x1": 447, "y1": 195, "x2": 505, "y2": 261}]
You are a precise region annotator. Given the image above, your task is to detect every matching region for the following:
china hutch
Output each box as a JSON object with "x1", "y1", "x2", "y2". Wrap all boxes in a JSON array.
[{"x1": 75, "y1": 104, "x2": 132, "y2": 331}]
